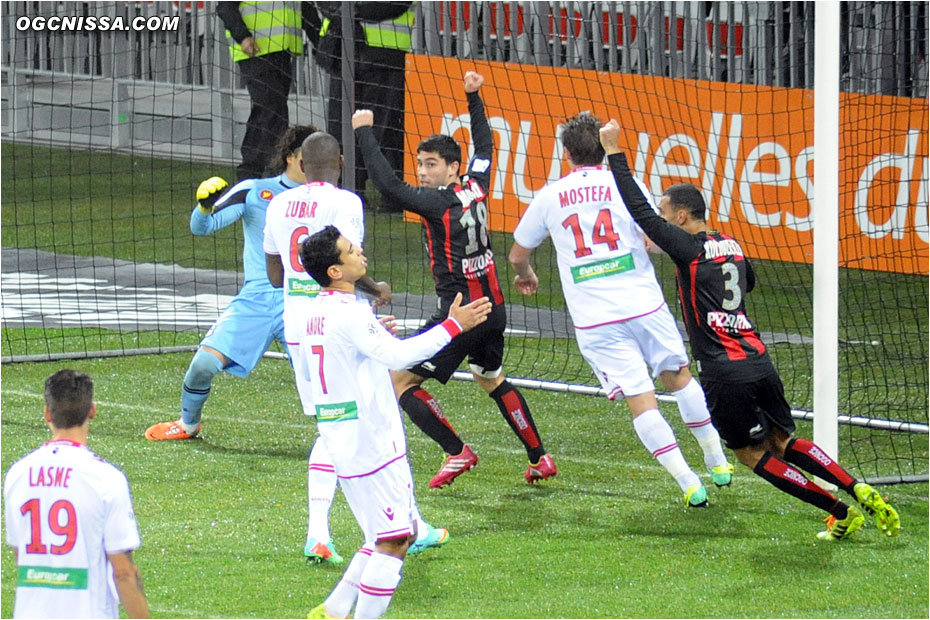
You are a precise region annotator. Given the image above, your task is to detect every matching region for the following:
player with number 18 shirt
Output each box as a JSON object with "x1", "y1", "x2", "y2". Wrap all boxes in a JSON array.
[{"x1": 354, "y1": 71, "x2": 556, "y2": 488}]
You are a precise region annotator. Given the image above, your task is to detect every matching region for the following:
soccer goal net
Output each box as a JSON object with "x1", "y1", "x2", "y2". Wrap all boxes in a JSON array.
[{"x1": 1, "y1": 1, "x2": 927, "y2": 484}]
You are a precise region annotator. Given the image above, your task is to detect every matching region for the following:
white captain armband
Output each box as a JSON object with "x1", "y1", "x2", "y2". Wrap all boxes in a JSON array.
[{"x1": 471, "y1": 158, "x2": 491, "y2": 174}]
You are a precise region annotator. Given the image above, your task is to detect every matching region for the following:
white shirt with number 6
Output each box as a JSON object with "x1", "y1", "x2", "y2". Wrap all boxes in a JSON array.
[{"x1": 262, "y1": 181, "x2": 364, "y2": 345}]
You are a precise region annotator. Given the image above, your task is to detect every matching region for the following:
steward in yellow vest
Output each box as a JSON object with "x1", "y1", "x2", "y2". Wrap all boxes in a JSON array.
[
  {"x1": 313, "y1": 2, "x2": 414, "y2": 208},
  {"x1": 222, "y1": 1, "x2": 303, "y2": 62}
]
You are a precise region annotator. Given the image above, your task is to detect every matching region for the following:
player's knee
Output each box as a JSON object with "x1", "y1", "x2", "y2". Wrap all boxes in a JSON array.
[
  {"x1": 185, "y1": 348, "x2": 225, "y2": 389},
  {"x1": 375, "y1": 534, "x2": 412, "y2": 559},
  {"x1": 734, "y1": 446, "x2": 764, "y2": 469},
  {"x1": 391, "y1": 369, "x2": 423, "y2": 396},
  {"x1": 471, "y1": 365, "x2": 503, "y2": 393},
  {"x1": 659, "y1": 365, "x2": 692, "y2": 391}
]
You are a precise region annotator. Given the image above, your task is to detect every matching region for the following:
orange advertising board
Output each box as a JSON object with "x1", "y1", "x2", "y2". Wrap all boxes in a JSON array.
[{"x1": 403, "y1": 55, "x2": 928, "y2": 275}]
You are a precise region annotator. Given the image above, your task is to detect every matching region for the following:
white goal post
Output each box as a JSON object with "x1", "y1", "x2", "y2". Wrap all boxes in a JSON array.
[{"x1": 813, "y1": 1, "x2": 841, "y2": 463}]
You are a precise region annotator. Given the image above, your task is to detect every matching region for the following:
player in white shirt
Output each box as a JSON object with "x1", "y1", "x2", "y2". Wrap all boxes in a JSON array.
[
  {"x1": 300, "y1": 226, "x2": 491, "y2": 619},
  {"x1": 508, "y1": 113, "x2": 733, "y2": 507},
  {"x1": 3, "y1": 370, "x2": 149, "y2": 619},
  {"x1": 263, "y1": 131, "x2": 449, "y2": 561}
]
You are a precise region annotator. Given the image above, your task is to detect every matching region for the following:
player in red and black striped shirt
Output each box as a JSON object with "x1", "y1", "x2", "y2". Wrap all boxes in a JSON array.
[
  {"x1": 354, "y1": 71, "x2": 556, "y2": 489},
  {"x1": 600, "y1": 119, "x2": 900, "y2": 540}
]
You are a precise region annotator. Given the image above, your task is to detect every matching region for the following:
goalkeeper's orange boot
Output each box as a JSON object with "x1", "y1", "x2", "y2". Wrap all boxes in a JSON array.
[
  {"x1": 428, "y1": 445, "x2": 478, "y2": 489},
  {"x1": 145, "y1": 420, "x2": 201, "y2": 441},
  {"x1": 525, "y1": 454, "x2": 557, "y2": 483}
]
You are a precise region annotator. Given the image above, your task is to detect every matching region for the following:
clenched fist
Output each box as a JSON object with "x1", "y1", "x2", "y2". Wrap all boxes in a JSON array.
[{"x1": 196, "y1": 177, "x2": 229, "y2": 213}]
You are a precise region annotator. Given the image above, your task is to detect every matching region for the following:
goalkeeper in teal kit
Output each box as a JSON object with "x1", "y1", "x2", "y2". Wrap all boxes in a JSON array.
[
  {"x1": 145, "y1": 126, "x2": 316, "y2": 443},
  {"x1": 144, "y1": 125, "x2": 353, "y2": 562}
]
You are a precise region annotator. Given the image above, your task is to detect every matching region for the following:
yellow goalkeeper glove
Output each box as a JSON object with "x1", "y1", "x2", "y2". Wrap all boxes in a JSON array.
[{"x1": 196, "y1": 176, "x2": 229, "y2": 213}]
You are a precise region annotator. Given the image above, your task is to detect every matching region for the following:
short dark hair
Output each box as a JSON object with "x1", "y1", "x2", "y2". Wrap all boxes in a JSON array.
[
  {"x1": 417, "y1": 134, "x2": 462, "y2": 166},
  {"x1": 265, "y1": 124, "x2": 320, "y2": 176},
  {"x1": 302, "y1": 132, "x2": 342, "y2": 173},
  {"x1": 44, "y1": 370, "x2": 94, "y2": 429},
  {"x1": 300, "y1": 225, "x2": 342, "y2": 287},
  {"x1": 560, "y1": 112, "x2": 605, "y2": 166},
  {"x1": 663, "y1": 183, "x2": 707, "y2": 222}
]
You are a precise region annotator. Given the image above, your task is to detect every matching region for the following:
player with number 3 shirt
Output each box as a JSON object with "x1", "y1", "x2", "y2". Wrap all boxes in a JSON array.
[{"x1": 598, "y1": 117, "x2": 900, "y2": 540}]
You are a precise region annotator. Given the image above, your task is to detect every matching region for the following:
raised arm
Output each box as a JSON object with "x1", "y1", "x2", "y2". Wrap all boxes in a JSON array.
[
  {"x1": 463, "y1": 72, "x2": 493, "y2": 182},
  {"x1": 353, "y1": 110, "x2": 445, "y2": 217},
  {"x1": 599, "y1": 119, "x2": 701, "y2": 264}
]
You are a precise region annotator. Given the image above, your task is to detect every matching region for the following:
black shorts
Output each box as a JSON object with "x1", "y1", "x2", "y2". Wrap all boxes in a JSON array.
[
  {"x1": 407, "y1": 304, "x2": 506, "y2": 383},
  {"x1": 702, "y1": 370, "x2": 796, "y2": 450}
]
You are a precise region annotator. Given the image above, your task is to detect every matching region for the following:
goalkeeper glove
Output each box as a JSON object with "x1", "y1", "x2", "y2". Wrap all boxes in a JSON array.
[{"x1": 196, "y1": 176, "x2": 229, "y2": 213}]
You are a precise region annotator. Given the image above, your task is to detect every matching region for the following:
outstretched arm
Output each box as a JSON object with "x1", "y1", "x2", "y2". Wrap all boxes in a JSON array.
[{"x1": 347, "y1": 294, "x2": 491, "y2": 370}]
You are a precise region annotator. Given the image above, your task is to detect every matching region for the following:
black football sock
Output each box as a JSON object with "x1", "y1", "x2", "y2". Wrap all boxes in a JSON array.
[
  {"x1": 783, "y1": 437, "x2": 857, "y2": 495},
  {"x1": 398, "y1": 387, "x2": 465, "y2": 455},
  {"x1": 753, "y1": 452, "x2": 843, "y2": 515},
  {"x1": 489, "y1": 380, "x2": 546, "y2": 462}
]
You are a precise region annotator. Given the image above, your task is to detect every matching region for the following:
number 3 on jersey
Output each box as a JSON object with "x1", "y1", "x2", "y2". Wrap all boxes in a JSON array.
[
  {"x1": 562, "y1": 209, "x2": 620, "y2": 258},
  {"x1": 20, "y1": 498, "x2": 78, "y2": 555}
]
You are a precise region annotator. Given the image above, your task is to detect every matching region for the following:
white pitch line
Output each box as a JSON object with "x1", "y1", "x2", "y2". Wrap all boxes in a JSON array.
[
  {"x1": 11, "y1": 387, "x2": 914, "y2": 497},
  {"x1": 0, "y1": 388, "x2": 741, "y2": 485},
  {"x1": 0, "y1": 389, "x2": 312, "y2": 431}
]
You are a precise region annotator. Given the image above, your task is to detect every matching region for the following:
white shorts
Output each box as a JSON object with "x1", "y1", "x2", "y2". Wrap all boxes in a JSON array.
[
  {"x1": 575, "y1": 304, "x2": 689, "y2": 399},
  {"x1": 340, "y1": 457, "x2": 415, "y2": 545}
]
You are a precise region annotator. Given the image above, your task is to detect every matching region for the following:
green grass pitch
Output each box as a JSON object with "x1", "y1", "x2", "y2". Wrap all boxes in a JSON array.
[
  {"x1": 1, "y1": 141, "x2": 927, "y2": 618},
  {"x1": 1, "y1": 355, "x2": 927, "y2": 619}
]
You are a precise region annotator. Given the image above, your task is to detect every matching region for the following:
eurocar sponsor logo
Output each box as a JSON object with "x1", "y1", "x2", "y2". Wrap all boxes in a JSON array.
[{"x1": 260, "y1": 189, "x2": 274, "y2": 200}]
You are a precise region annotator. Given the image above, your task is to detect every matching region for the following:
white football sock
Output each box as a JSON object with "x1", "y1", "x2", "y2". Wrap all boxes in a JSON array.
[
  {"x1": 633, "y1": 408, "x2": 701, "y2": 492},
  {"x1": 307, "y1": 437, "x2": 338, "y2": 542},
  {"x1": 355, "y1": 551, "x2": 404, "y2": 619},
  {"x1": 324, "y1": 547, "x2": 372, "y2": 618},
  {"x1": 672, "y1": 378, "x2": 728, "y2": 469}
]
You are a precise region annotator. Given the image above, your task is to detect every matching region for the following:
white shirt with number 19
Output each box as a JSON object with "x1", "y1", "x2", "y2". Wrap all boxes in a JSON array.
[
  {"x1": 3, "y1": 441, "x2": 141, "y2": 619},
  {"x1": 262, "y1": 181, "x2": 364, "y2": 344},
  {"x1": 297, "y1": 290, "x2": 462, "y2": 478},
  {"x1": 513, "y1": 166, "x2": 666, "y2": 329}
]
